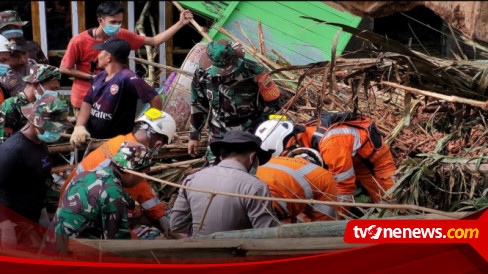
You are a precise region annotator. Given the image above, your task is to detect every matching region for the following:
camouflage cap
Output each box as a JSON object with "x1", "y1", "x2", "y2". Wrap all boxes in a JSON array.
[
  {"x1": 23, "y1": 64, "x2": 62, "y2": 83},
  {"x1": 110, "y1": 141, "x2": 153, "y2": 171},
  {"x1": 21, "y1": 94, "x2": 72, "y2": 132},
  {"x1": 0, "y1": 10, "x2": 28, "y2": 30},
  {"x1": 199, "y1": 39, "x2": 244, "y2": 76}
]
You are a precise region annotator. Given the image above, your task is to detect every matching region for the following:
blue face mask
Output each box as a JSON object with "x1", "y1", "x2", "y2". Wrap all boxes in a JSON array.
[
  {"x1": 35, "y1": 84, "x2": 58, "y2": 100},
  {"x1": 0, "y1": 63, "x2": 9, "y2": 76},
  {"x1": 248, "y1": 154, "x2": 259, "y2": 175},
  {"x1": 2, "y1": 29, "x2": 23, "y2": 37},
  {"x1": 36, "y1": 128, "x2": 62, "y2": 143},
  {"x1": 102, "y1": 19, "x2": 121, "y2": 36}
]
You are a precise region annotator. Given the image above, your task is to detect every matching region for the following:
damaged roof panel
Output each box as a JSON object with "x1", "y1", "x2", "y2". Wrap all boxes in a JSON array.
[{"x1": 179, "y1": 1, "x2": 361, "y2": 64}]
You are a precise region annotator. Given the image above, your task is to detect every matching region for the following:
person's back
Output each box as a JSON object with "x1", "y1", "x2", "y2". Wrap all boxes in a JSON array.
[
  {"x1": 171, "y1": 130, "x2": 278, "y2": 237},
  {"x1": 52, "y1": 167, "x2": 133, "y2": 239},
  {"x1": 256, "y1": 156, "x2": 337, "y2": 221},
  {"x1": 171, "y1": 160, "x2": 277, "y2": 236}
]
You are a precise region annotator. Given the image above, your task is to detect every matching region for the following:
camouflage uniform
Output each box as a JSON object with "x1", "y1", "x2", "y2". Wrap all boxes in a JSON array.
[
  {"x1": 0, "y1": 64, "x2": 61, "y2": 142},
  {"x1": 190, "y1": 40, "x2": 282, "y2": 143},
  {"x1": 0, "y1": 10, "x2": 48, "y2": 64},
  {"x1": 21, "y1": 93, "x2": 72, "y2": 132},
  {"x1": 0, "y1": 58, "x2": 37, "y2": 98},
  {"x1": 48, "y1": 141, "x2": 152, "y2": 240}
]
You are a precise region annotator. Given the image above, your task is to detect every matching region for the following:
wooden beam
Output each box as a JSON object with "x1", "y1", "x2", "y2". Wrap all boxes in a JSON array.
[
  {"x1": 31, "y1": 2, "x2": 41, "y2": 46},
  {"x1": 120, "y1": 1, "x2": 128, "y2": 30},
  {"x1": 77, "y1": 1, "x2": 86, "y2": 33},
  {"x1": 165, "y1": 1, "x2": 174, "y2": 70}
]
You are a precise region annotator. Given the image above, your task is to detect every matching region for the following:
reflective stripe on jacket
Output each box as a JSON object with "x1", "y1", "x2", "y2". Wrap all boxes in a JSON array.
[
  {"x1": 256, "y1": 157, "x2": 337, "y2": 221},
  {"x1": 59, "y1": 133, "x2": 165, "y2": 221}
]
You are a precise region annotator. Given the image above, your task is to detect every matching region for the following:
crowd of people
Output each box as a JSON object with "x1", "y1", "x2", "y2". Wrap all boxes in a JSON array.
[{"x1": 0, "y1": 2, "x2": 398, "y2": 251}]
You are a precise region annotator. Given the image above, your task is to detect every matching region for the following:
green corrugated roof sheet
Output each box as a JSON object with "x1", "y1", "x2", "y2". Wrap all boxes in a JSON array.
[{"x1": 179, "y1": 1, "x2": 361, "y2": 64}]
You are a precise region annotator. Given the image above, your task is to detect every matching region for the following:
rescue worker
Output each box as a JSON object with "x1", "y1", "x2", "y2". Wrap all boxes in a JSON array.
[
  {"x1": 171, "y1": 130, "x2": 278, "y2": 237},
  {"x1": 0, "y1": 10, "x2": 48, "y2": 64},
  {"x1": 48, "y1": 141, "x2": 153, "y2": 246},
  {"x1": 70, "y1": 37, "x2": 162, "y2": 145},
  {"x1": 255, "y1": 147, "x2": 338, "y2": 223},
  {"x1": 0, "y1": 94, "x2": 71, "y2": 247},
  {"x1": 59, "y1": 108, "x2": 176, "y2": 236},
  {"x1": 0, "y1": 64, "x2": 61, "y2": 143},
  {"x1": 255, "y1": 115, "x2": 397, "y2": 207},
  {"x1": 0, "y1": 33, "x2": 38, "y2": 98},
  {"x1": 0, "y1": 34, "x2": 10, "y2": 104},
  {"x1": 187, "y1": 39, "x2": 282, "y2": 164}
]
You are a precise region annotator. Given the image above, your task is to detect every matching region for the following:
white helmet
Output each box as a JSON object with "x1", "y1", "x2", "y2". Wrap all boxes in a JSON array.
[
  {"x1": 136, "y1": 108, "x2": 176, "y2": 144},
  {"x1": 286, "y1": 147, "x2": 324, "y2": 167},
  {"x1": 255, "y1": 119, "x2": 294, "y2": 156},
  {"x1": 0, "y1": 35, "x2": 9, "y2": 53}
]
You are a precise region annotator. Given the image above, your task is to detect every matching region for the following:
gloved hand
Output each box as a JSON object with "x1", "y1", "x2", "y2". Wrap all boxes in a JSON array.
[{"x1": 70, "y1": 126, "x2": 90, "y2": 147}]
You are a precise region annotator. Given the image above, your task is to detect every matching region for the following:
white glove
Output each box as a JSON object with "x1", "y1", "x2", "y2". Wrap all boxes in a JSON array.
[{"x1": 70, "y1": 126, "x2": 90, "y2": 147}]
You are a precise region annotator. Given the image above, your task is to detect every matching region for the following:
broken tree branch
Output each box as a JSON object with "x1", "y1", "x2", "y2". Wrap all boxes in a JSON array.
[{"x1": 382, "y1": 81, "x2": 488, "y2": 110}]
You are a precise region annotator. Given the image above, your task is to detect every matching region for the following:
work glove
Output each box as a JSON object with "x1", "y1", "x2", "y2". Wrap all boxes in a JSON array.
[{"x1": 70, "y1": 126, "x2": 90, "y2": 147}]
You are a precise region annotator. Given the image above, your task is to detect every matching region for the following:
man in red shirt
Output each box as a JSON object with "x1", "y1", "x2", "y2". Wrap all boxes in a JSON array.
[{"x1": 60, "y1": 1, "x2": 193, "y2": 114}]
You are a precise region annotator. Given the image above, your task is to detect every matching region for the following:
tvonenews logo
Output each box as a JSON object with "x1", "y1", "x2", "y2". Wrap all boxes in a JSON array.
[
  {"x1": 343, "y1": 213, "x2": 487, "y2": 261},
  {"x1": 353, "y1": 225, "x2": 479, "y2": 240}
]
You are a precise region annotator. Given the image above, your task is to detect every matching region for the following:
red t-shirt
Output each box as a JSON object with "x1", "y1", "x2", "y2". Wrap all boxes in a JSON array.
[{"x1": 61, "y1": 29, "x2": 146, "y2": 108}]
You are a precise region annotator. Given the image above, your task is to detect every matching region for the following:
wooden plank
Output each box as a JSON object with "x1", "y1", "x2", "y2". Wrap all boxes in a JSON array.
[
  {"x1": 217, "y1": 16, "x2": 327, "y2": 64},
  {"x1": 120, "y1": 1, "x2": 128, "y2": 30},
  {"x1": 281, "y1": 1, "x2": 359, "y2": 25},
  {"x1": 31, "y1": 2, "x2": 41, "y2": 46},
  {"x1": 206, "y1": 1, "x2": 239, "y2": 41},
  {"x1": 178, "y1": 1, "x2": 228, "y2": 21},
  {"x1": 241, "y1": 1, "x2": 342, "y2": 41},
  {"x1": 77, "y1": 1, "x2": 86, "y2": 33},
  {"x1": 165, "y1": 1, "x2": 174, "y2": 68},
  {"x1": 74, "y1": 237, "x2": 366, "y2": 258}
]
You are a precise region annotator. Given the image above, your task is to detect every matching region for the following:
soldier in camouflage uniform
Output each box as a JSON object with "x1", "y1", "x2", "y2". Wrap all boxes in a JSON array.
[
  {"x1": 188, "y1": 39, "x2": 282, "y2": 163},
  {"x1": 0, "y1": 94, "x2": 71, "y2": 224},
  {"x1": 47, "y1": 141, "x2": 153, "y2": 243},
  {"x1": 0, "y1": 64, "x2": 61, "y2": 143},
  {"x1": 0, "y1": 10, "x2": 49, "y2": 64},
  {"x1": 0, "y1": 34, "x2": 37, "y2": 99}
]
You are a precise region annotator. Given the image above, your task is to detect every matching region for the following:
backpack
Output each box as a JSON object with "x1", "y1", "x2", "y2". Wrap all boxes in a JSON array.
[{"x1": 305, "y1": 111, "x2": 384, "y2": 153}]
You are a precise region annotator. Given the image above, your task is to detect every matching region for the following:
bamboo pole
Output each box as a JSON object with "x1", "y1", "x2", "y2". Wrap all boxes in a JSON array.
[
  {"x1": 129, "y1": 57, "x2": 194, "y2": 76},
  {"x1": 257, "y1": 21, "x2": 267, "y2": 58},
  {"x1": 381, "y1": 81, "x2": 488, "y2": 110},
  {"x1": 124, "y1": 169, "x2": 462, "y2": 218},
  {"x1": 217, "y1": 27, "x2": 296, "y2": 80},
  {"x1": 171, "y1": 1, "x2": 213, "y2": 42},
  {"x1": 149, "y1": 158, "x2": 204, "y2": 173}
]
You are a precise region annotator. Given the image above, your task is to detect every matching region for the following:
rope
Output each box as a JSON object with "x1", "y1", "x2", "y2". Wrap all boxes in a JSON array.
[{"x1": 123, "y1": 168, "x2": 461, "y2": 218}]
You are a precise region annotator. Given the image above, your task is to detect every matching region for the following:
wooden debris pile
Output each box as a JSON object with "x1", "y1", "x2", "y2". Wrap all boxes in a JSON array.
[{"x1": 215, "y1": 18, "x2": 488, "y2": 211}]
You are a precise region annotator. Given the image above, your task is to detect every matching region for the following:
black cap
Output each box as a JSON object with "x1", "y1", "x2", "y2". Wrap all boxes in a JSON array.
[
  {"x1": 6, "y1": 35, "x2": 28, "y2": 52},
  {"x1": 93, "y1": 37, "x2": 130, "y2": 63},
  {"x1": 210, "y1": 130, "x2": 272, "y2": 165}
]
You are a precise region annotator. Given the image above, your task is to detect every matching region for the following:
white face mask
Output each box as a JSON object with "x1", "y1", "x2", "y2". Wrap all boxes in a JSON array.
[{"x1": 35, "y1": 84, "x2": 58, "y2": 100}]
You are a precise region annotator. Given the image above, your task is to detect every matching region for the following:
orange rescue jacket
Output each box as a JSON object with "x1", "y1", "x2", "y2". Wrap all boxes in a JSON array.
[
  {"x1": 292, "y1": 124, "x2": 396, "y2": 199},
  {"x1": 256, "y1": 157, "x2": 338, "y2": 221},
  {"x1": 59, "y1": 133, "x2": 165, "y2": 221}
]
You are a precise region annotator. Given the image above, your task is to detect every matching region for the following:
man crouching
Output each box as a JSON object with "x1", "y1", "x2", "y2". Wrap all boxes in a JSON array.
[{"x1": 45, "y1": 141, "x2": 153, "y2": 251}]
